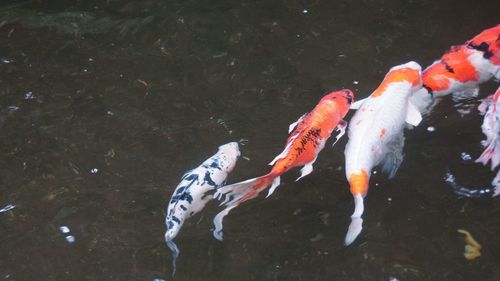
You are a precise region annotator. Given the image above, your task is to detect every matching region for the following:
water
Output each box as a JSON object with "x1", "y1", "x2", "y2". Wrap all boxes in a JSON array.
[{"x1": 0, "y1": 0, "x2": 499, "y2": 280}]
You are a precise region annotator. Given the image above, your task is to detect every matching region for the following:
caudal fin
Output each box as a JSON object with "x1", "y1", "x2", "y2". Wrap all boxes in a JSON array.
[
  {"x1": 345, "y1": 194, "x2": 365, "y2": 246},
  {"x1": 166, "y1": 239, "x2": 180, "y2": 276},
  {"x1": 476, "y1": 139, "x2": 500, "y2": 170},
  {"x1": 213, "y1": 174, "x2": 275, "y2": 240}
]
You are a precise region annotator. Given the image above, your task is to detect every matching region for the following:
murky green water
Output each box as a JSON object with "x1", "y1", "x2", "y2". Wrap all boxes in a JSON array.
[{"x1": 0, "y1": 1, "x2": 499, "y2": 280}]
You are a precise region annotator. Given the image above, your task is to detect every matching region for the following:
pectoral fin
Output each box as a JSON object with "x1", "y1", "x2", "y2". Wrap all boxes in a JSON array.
[
  {"x1": 289, "y1": 114, "x2": 306, "y2": 133},
  {"x1": 350, "y1": 98, "x2": 368, "y2": 110},
  {"x1": 405, "y1": 101, "x2": 422, "y2": 126}
]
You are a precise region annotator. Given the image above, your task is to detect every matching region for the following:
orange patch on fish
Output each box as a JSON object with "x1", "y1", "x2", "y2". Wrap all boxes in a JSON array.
[
  {"x1": 349, "y1": 169, "x2": 369, "y2": 196},
  {"x1": 380, "y1": 128, "x2": 386, "y2": 137},
  {"x1": 423, "y1": 46, "x2": 479, "y2": 92},
  {"x1": 371, "y1": 67, "x2": 421, "y2": 98}
]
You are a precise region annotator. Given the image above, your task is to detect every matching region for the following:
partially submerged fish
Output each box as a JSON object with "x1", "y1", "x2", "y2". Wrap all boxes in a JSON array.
[
  {"x1": 476, "y1": 86, "x2": 500, "y2": 170},
  {"x1": 411, "y1": 25, "x2": 500, "y2": 113},
  {"x1": 165, "y1": 142, "x2": 240, "y2": 275},
  {"x1": 344, "y1": 62, "x2": 423, "y2": 245},
  {"x1": 213, "y1": 89, "x2": 354, "y2": 241}
]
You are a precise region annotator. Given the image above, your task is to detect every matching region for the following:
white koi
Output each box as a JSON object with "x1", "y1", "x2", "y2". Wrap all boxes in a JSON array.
[{"x1": 344, "y1": 61, "x2": 423, "y2": 245}]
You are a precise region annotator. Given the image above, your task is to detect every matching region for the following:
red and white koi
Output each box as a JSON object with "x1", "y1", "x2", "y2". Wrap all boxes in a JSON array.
[
  {"x1": 344, "y1": 62, "x2": 423, "y2": 245},
  {"x1": 411, "y1": 25, "x2": 500, "y2": 113},
  {"x1": 213, "y1": 89, "x2": 354, "y2": 240},
  {"x1": 165, "y1": 142, "x2": 240, "y2": 275}
]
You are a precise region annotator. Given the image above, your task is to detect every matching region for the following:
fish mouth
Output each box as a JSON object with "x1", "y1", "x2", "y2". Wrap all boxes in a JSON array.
[{"x1": 342, "y1": 89, "x2": 354, "y2": 104}]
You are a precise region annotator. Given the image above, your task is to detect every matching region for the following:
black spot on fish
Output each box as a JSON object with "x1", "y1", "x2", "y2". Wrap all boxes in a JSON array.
[
  {"x1": 210, "y1": 161, "x2": 222, "y2": 169},
  {"x1": 180, "y1": 205, "x2": 187, "y2": 211},
  {"x1": 468, "y1": 41, "x2": 494, "y2": 60},
  {"x1": 423, "y1": 84, "x2": 434, "y2": 96},
  {"x1": 204, "y1": 171, "x2": 216, "y2": 186},
  {"x1": 172, "y1": 216, "x2": 181, "y2": 224},
  {"x1": 175, "y1": 186, "x2": 186, "y2": 194},
  {"x1": 167, "y1": 221, "x2": 174, "y2": 229},
  {"x1": 443, "y1": 61, "x2": 454, "y2": 73},
  {"x1": 185, "y1": 174, "x2": 198, "y2": 181}
]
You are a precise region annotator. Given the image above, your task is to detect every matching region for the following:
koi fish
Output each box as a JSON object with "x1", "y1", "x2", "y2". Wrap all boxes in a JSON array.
[
  {"x1": 476, "y1": 86, "x2": 500, "y2": 170},
  {"x1": 165, "y1": 142, "x2": 240, "y2": 275},
  {"x1": 411, "y1": 25, "x2": 500, "y2": 113},
  {"x1": 213, "y1": 89, "x2": 355, "y2": 241},
  {"x1": 344, "y1": 62, "x2": 423, "y2": 245}
]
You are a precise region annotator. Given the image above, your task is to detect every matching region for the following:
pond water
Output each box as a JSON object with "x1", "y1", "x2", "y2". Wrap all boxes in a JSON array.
[{"x1": 0, "y1": 0, "x2": 499, "y2": 280}]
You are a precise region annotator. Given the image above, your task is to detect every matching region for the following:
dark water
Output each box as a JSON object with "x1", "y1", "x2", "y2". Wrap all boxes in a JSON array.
[{"x1": 0, "y1": 0, "x2": 499, "y2": 280}]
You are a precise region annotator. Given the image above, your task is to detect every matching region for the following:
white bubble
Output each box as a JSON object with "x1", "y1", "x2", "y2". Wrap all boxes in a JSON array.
[
  {"x1": 426, "y1": 126, "x2": 435, "y2": 132},
  {"x1": 353, "y1": 81, "x2": 359, "y2": 85},
  {"x1": 302, "y1": 9, "x2": 308, "y2": 14},
  {"x1": 90, "y1": 168, "x2": 99, "y2": 174},
  {"x1": 65, "y1": 235, "x2": 75, "y2": 243},
  {"x1": 59, "y1": 226, "x2": 70, "y2": 234},
  {"x1": 460, "y1": 152, "x2": 472, "y2": 161}
]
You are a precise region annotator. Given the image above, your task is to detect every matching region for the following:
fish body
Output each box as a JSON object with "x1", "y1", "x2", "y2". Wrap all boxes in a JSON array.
[
  {"x1": 344, "y1": 62, "x2": 423, "y2": 245},
  {"x1": 411, "y1": 25, "x2": 500, "y2": 113},
  {"x1": 476, "y1": 87, "x2": 500, "y2": 170},
  {"x1": 165, "y1": 142, "x2": 240, "y2": 275},
  {"x1": 213, "y1": 89, "x2": 354, "y2": 240}
]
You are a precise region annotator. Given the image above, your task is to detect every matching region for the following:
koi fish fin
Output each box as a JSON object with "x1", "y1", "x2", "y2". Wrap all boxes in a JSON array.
[
  {"x1": 266, "y1": 176, "x2": 281, "y2": 198},
  {"x1": 332, "y1": 120, "x2": 348, "y2": 147},
  {"x1": 380, "y1": 133, "x2": 405, "y2": 179},
  {"x1": 212, "y1": 205, "x2": 236, "y2": 241},
  {"x1": 296, "y1": 162, "x2": 314, "y2": 182},
  {"x1": 345, "y1": 194, "x2": 364, "y2": 246},
  {"x1": 409, "y1": 87, "x2": 433, "y2": 115},
  {"x1": 288, "y1": 114, "x2": 306, "y2": 133},
  {"x1": 350, "y1": 98, "x2": 368, "y2": 110},
  {"x1": 476, "y1": 139, "x2": 500, "y2": 170},
  {"x1": 268, "y1": 132, "x2": 301, "y2": 166},
  {"x1": 213, "y1": 175, "x2": 274, "y2": 240},
  {"x1": 405, "y1": 101, "x2": 423, "y2": 127},
  {"x1": 166, "y1": 239, "x2": 180, "y2": 276},
  {"x1": 478, "y1": 96, "x2": 493, "y2": 115}
]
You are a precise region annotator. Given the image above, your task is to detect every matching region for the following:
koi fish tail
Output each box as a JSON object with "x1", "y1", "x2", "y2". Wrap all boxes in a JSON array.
[
  {"x1": 476, "y1": 139, "x2": 500, "y2": 170},
  {"x1": 345, "y1": 170, "x2": 369, "y2": 246},
  {"x1": 345, "y1": 194, "x2": 365, "y2": 246},
  {"x1": 166, "y1": 238, "x2": 180, "y2": 276},
  {"x1": 213, "y1": 174, "x2": 279, "y2": 241}
]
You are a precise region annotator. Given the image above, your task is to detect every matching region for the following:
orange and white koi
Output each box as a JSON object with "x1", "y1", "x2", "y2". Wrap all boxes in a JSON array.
[
  {"x1": 344, "y1": 62, "x2": 423, "y2": 245},
  {"x1": 411, "y1": 25, "x2": 500, "y2": 113},
  {"x1": 213, "y1": 89, "x2": 354, "y2": 240}
]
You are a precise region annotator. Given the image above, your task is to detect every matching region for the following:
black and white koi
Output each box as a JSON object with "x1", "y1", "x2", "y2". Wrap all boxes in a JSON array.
[{"x1": 165, "y1": 142, "x2": 240, "y2": 275}]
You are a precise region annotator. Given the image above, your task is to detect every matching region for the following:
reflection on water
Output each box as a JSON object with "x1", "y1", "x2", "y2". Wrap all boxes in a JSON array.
[{"x1": 0, "y1": 0, "x2": 499, "y2": 280}]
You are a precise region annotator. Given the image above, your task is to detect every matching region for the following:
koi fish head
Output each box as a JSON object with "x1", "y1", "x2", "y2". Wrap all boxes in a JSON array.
[
  {"x1": 321, "y1": 89, "x2": 355, "y2": 106},
  {"x1": 217, "y1": 142, "x2": 241, "y2": 173}
]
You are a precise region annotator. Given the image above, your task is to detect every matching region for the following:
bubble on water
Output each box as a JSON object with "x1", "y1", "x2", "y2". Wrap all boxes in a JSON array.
[
  {"x1": 460, "y1": 152, "x2": 472, "y2": 161},
  {"x1": 0, "y1": 204, "x2": 16, "y2": 213},
  {"x1": 302, "y1": 9, "x2": 308, "y2": 14},
  {"x1": 24, "y1": 91, "x2": 36, "y2": 100},
  {"x1": 152, "y1": 278, "x2": 166, "y2": 281},
  {"x1": 65, "y1": 235, "x2": 75, "y2": 243},
  {"x1": 353, "y1": 81, "x2": 359, "y2": 85},
  {"x1": 90, "y1": 168, "x2": 98, "y2": 174},
  {"x1": 59, "y1": 226, "x2": 70, "y2": 234},
  {"x1": 1, "y1": 57, "x2": 13, "y2": 64},
  {"x1": 389, "y1": 277, "x2": 400, "y2": 281},
  {"x1": 426, "y1": 126, "x2": 435, "y2": 132},
  {"x1": 7, "y1": 105, "x2": 19, "y2": 112}
]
